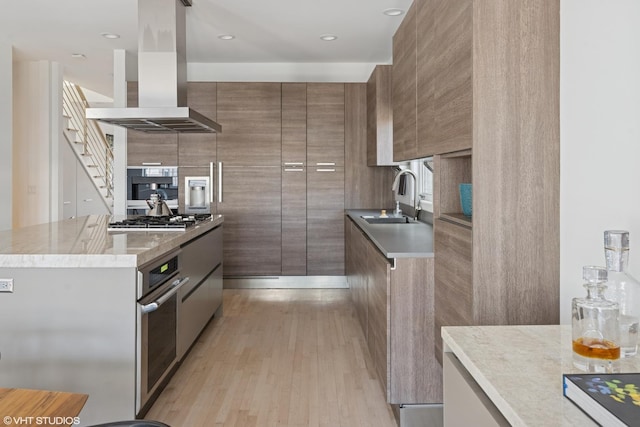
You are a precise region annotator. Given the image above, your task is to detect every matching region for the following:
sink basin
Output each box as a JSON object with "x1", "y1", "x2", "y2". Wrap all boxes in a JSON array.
[{"x1": 361, "y1": 215, "x2": 413, "y2": 224}]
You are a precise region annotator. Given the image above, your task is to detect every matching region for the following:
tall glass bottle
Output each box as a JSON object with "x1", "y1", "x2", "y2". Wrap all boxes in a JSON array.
[
  {"x1": 604, "y1": 230, "x2": 640, "y2": 357},
  {"x1": 572, "y1": 266, "x2": 620, "y2": 372}
]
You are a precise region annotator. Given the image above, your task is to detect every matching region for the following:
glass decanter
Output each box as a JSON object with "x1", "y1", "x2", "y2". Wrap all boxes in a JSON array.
[
  {"x1": 603, "y1": 230, "x2": 640, "y2": 357},
  {"x1": 572, "y1": 266, "x2": 620, "y2": 372}
]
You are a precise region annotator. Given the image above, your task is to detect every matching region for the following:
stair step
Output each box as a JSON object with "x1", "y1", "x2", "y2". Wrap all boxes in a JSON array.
[
  {"x1": 81, "y1": 153, "x2": 93, "y2": 156},
  {"x1": 93, "y1": 176, "x2": 104, "y2": 179},
  {"x1": 87, "y1": 165, "x2": 98, "y2": 168}
]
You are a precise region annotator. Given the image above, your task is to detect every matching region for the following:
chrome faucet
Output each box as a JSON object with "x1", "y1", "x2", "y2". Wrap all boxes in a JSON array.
[{"x1": 391, "y1": 169, "x2": 421, "y2": 220}]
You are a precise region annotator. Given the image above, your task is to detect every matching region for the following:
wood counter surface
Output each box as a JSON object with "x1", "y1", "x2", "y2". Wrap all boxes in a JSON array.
[{"x1": 0, "y1": 388, "x2": 88, "y2": 427}]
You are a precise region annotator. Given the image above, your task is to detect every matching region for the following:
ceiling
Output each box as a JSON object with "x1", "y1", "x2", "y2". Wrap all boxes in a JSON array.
[{"x1": 0, "y1": 0, "x2": 413, "y2": 97}]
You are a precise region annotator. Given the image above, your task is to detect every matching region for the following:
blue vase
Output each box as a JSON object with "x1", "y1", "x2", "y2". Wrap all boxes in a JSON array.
[{"x1": 459, "y1": 183, "x2": 472, "y2": 217}]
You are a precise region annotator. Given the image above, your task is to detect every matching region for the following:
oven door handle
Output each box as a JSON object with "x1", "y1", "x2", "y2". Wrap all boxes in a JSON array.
[{"x1": 140, "y1": 277, "x2": 190, "y2": 314}]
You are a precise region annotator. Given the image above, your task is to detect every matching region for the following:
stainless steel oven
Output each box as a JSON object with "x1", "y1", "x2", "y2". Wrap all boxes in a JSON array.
[
  {"x1": 127, "y1": 166, "x2": 179, "y2": 215},
  {"x1": 136, "y1": 249, "x2": 189, "y2": 415}
]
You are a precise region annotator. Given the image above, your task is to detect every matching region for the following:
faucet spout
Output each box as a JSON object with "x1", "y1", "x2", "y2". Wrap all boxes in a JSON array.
[{"x1": 392, "y1": 169, "x2": 421, "y2": 220}]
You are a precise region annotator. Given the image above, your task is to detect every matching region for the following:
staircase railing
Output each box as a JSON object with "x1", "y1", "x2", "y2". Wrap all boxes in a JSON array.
[{"x1": 62, "y1": 81, "x2": 114, "y2": 201}]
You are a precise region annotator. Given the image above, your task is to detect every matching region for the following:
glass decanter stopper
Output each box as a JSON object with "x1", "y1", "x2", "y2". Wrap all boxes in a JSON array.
[
  {"x1": 572, "y1": 266, "x2": 620, "y2": 372},
  {"x1": 604, "y1": 230, "x2": 640, "y2": 357}
]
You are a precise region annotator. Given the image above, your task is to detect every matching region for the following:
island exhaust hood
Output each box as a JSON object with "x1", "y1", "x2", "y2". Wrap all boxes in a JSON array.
[{"x1": 86, "y1": 0, "x2": 221, "y2": 133}]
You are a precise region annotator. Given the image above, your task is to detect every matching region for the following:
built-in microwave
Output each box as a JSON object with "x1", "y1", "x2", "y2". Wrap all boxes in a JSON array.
[{"x1": 127, "y1": 166, "x2": 179, "y2": 215}]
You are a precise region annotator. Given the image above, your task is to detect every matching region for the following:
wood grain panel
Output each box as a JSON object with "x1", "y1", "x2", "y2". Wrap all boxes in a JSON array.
[
  {"x1": 126, "y1": 81, "x2": 178, "y2": 166},
  {"x1": 416, "y1": 0, "x2": 437, "y2": 158},
  {"x1": 392, "y1": 1, "x2": 417, "y2": 162},
  {"x1": 281, "y1": 83, "x2": 308, "y2": 275},
  {"x1": 434, "y1": 218, "x2": 473, "y2": 364},
  {"x1": 216, "y1": 83, "x2": 282, "y2": 166},
  {"x1": 430, "y1": 0, "x2": 473, "y2": 155},
  {"x1": 219, "y1": 166, "x2": 281, "y2": 276},
  {"x1": 307, "y1": 168, "x2": 345, "y2": 275},
  {"x1": 350, "y1": 220, "x2": 369, "y2": 337},
  {"x1": 282, "y1": 168, "x2": 307, "y2": 275},
  {"x1": 282, "y1": 83, "x2": 307, "y2": 164},
  {"x1": 389, "y1": 257, "x2": 442, "y2": 404},
  {"x1": 307, "y1": 83, "x2": 345, "y2": 166},
  {"x1": 345, "y1": 83, "x2": 395, "y2": 210},
  {"x1": 367, "y1": 241, "x2": 390, "y2": 400},
  {"x1": 472, "y1": 0, "x2": 560, "y2": 325},
  {"x1": 367, "y1": 65, "x2": 395, "y2": 166},
  {"x1": 178, "y1": 83, "x2": 217, "y2": 168}
]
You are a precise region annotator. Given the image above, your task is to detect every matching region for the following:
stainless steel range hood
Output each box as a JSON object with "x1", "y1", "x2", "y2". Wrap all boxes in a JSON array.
[{"x1": 86, "y1": 0, "x2": 221, "y2": 133}]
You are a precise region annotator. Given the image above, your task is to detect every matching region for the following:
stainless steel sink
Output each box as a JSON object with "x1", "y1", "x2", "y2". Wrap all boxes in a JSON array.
[{"x1": 361, "y1": 215, "x2": 414, "y2": 224}]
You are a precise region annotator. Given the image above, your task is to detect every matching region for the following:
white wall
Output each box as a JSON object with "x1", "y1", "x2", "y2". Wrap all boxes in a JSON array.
[
  {"x1": 12, "y1": 60, "x2": 63, "y2": 228},
  {"x1": 0, "y1": 41, "x2": 12, "y2": 231},
  {"x1": 188, "y1": 62, "x2": 378, "y2": 82},
  {"x1": 560, "y1": 0, "x2": 640, "y2": 323}
]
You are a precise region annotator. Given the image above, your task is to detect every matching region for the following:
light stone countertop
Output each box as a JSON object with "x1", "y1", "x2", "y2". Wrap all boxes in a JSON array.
[
  {"x1": 345, "y1": 209, "x2": 434, "y2": 258},
  {"x1": 442, "y1": 325, "x2": 640, "y2": 426},
  {"x1": 0, "y1": 214, "x2": 224, "y2": 268}
]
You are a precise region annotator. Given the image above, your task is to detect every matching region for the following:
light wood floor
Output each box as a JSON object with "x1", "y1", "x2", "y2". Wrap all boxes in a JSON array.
[{"x1": 145, "y1": 288, "x2": 398, "y2": 427}]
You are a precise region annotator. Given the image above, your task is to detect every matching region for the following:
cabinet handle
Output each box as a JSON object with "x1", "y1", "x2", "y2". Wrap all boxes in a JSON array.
[
  {"x1": 141, "y1": 162, "x2": 161, "y2": 166},
  {"x1": 316, "y1": 168, "x2": 335, "y2": 172},
  {"x1": 316, "y1": 162, "x2": 336, "y2": 166},
  {"x1": 284, "y1": 168, "x2": 305, "y2": 172},
  {"x1": 63, "y1": 201, "x2": 71, "y2": 205},
  {"x1": 209, "y1": 161, "x2": 214, "y2": 203},
  {"x1": 218, "y1": 162, "x2": 223, "y2": 203},
  {"x1": 284, "y1": 162, "x2": 304, "y2": 166}
]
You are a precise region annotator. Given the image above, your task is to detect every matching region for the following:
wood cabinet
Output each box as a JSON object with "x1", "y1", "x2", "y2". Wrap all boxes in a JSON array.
[
  {"x1": 430, "y1": 0, "x2": 560, "y2": 359},
  {"x1": 282, "y1": 83, "x2": 307, "y2": 275},
  {"x1": 307, "y1": 167, "x2": 345, "y2": 275},
  {"x1": 366, "y1": 65, "x2": 395, "y2": 166},
  {"x1": 346, "y1": 220, "x2": 369, "y2": 336},
  {"x1": 216, "y1": 83, "x2": 282, "y2": 276},
  {"x1": 126, "y1": 82, "x2": 178, "y2": 166},
  {"x1": 433, "y1": 218, "x2": 472, "y2": 363},
  {"x1": 416, "y1": 0, "x2": 473, "y2": 157},
  {"x1": 345, "y1": 217, "x2": 442, "y2": 404},
  {"x1": 307, "y1": 83, "x2": 345, "y2": 167},
  {"x1": 218, "y1": 166, "x2": 281, "y2": 276},
  {"x1": 392, "y1": 1, "x2": 417, "y2": 162},
  {"x1": 217, "y1": 83, "x2": 282, "y2": 166}
]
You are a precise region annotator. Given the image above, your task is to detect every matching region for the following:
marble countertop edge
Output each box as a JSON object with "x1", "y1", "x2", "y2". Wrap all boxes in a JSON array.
[{"x1": 442, "y1": 326, "x2": 529, "y2": 427}]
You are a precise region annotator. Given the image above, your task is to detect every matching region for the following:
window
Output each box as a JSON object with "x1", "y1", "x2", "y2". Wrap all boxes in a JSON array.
[{"x1": 392, "y1": 157, "x2": 434, "y2": 213}]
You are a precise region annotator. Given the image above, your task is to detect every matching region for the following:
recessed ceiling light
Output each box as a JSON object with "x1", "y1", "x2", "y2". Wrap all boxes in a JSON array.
[
  {"x1": 383, "y1": 8, "x2": 404, "y2": 16},
  {"x1": 100, "y1": 32, "x2": 120, "y2": 39},
  {"x1": 320, "y1": 34, "x2": 338, "y2": 41},
  {"x1": 71, "y1": 53, "x2": 86, "y2": 59},
  {"x1": 218, "y1": 34, "x2": 235, "y2": 40}
]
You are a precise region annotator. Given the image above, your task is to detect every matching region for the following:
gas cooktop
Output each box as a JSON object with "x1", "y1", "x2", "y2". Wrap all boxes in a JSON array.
[{"x1": 107, "y1": 214, "x2": 212, "y2": 231}]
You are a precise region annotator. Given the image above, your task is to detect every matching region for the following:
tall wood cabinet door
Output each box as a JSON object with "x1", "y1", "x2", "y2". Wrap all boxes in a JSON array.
[
  {"x1": 216, "y1": 83, "x2": 282, "y2": 166},
  {"x1": 307, "y1": 83, "x2": 345, "y2": 167},
  {"x1": 430, "y1": 0, "x2": 473, "y2": 155},
  {"x1": 367, "y1": 242, "x2": 390, "y2": 400},
  {"x1": 282, "y1": 83, "x2": 307, "y2": 275},
  {"x1": 392, "y1": 1, "x2": 417, "y2": 162},
  {"x1": 218, "y1": 166, "x2": 282, "y2": 276},
  {"x1": 307, "y1": 168, "x2": 345, "y2": 275},
  {"x1": 347, "y1": 219, "x2": 369, "y2": 339},
  {"x1": 126, "y1": 82, "x2": 178, "y2": 166},
  {"x1": 434, "y1": 218, "x2": 472, "y2": 363}
]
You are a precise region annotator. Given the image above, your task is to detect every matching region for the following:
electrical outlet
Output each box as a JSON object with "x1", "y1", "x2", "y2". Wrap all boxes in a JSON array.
[{"x1": 0, "y1": 279, "x2": 13, "y2": 293}]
